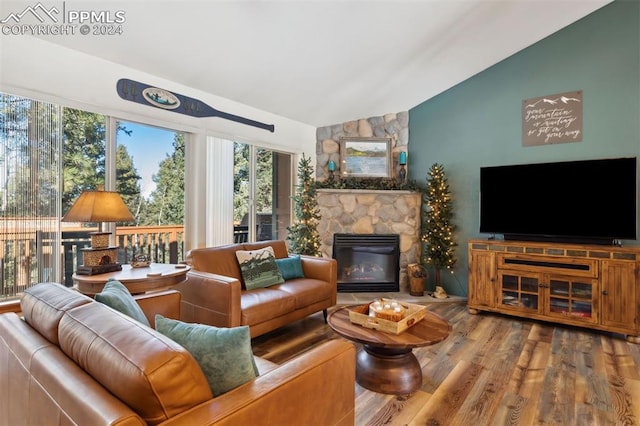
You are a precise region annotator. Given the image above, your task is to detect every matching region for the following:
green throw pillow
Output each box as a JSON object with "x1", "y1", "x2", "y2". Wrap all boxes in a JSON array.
[
  {"x1": 155, "y1": 315, "x2": 259, "y2": 396},
  {"x1": 94, "y1": 279, "x2": 150, "y2": 327},
  {"x1": 275, "y1": 255, "x2": 305, "y2": 280},
  {"x1": 235, "y1": 246, "x2": 284, "y2": 290}
]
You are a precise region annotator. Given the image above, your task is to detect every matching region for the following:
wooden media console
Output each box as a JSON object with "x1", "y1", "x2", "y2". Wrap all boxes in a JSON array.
[{"x1": 468, "y1": 239, "x2": 640, "y2": 343}]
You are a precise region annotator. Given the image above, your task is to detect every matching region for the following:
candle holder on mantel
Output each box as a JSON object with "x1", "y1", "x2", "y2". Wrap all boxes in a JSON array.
[
  {"x1": 62, "y1": 187, "x2": 134, "y2": 275},
  {"x1": 328, "y1": 160, "x2": 336, "y2": 181},
  {"x1": 397, "y1": 151, "x2": 407, "y2": 185}
]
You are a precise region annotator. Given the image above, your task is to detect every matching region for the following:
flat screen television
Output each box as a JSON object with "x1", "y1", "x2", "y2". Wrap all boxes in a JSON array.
[{"x1": 479, "y1": 157, "x2": 637, "y2": 245}]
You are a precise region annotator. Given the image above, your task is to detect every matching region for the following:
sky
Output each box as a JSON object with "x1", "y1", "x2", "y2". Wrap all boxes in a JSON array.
[{"x1": 117, "y1": 121, "x2": 176, "y2": 198}]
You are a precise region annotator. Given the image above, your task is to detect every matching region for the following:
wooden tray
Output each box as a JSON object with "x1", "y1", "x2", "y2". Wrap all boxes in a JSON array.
[{"x1": 348, "y1": 299, "x2": 427, "y2": 335}]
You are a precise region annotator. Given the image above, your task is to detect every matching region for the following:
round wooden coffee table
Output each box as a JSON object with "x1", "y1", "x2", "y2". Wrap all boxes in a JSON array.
[{"x1": 327, "y1": 305, "x2": 451, "y2": 395}]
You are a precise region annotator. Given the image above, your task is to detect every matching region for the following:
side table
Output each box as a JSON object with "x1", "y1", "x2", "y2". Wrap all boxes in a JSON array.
[
  {"x1": 73, "y1": 263, "x2": 190, "y2": 296},
  {"x1": 328, "y1": 305, "x2": 451, "y2": 395}
]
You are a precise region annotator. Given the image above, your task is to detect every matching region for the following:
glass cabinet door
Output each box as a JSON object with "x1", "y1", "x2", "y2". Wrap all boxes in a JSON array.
[
  {"x1": 498, "y1": 272, "x2": 540, "y2": 311},
  {"x1": 547, "y1": 277, "x2": 597, "y2": 323}
]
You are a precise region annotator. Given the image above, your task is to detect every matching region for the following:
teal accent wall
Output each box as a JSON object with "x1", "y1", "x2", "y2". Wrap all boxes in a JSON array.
[{"x1": 408, "y1": 0, "x2": 640, "y2": 296}]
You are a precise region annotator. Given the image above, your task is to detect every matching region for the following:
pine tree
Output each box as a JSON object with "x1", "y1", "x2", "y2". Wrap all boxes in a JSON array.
[
  {"x1": 287, "y1": 154, "x2": 321, "y2": 256},
  {"x1": 143, "y1": 134, "x2": 185, "y2": 226},
  {"x1": 421, "y1": 163, "x2": 457, "y2": 287}
]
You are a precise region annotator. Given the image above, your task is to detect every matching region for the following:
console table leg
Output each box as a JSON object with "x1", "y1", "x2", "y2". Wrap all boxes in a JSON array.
[{"x1": 355, "y1": 345, "x2": 422, "y2": 395}]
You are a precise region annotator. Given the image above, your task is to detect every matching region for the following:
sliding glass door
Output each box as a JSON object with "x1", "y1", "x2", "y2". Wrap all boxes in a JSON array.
[
  {"x1": 115, "y1": 121, "x2": 187, "y2": 264},
  {"x1": 233, "y1": 143, "x2": 292, "y2": 243}
]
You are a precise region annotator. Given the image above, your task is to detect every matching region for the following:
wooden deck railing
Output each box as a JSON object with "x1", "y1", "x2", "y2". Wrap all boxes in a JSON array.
[
  {"x1": 0, "y1": 225, "x2": 185, "y2": 301},
  {"x1": 115, "y1": 225, "x2": 186, "y2": 265}
]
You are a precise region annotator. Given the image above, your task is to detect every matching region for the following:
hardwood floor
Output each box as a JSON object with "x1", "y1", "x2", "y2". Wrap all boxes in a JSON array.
[{"x1": 251, "y1": 301, "x2": 640, "y2": 426}]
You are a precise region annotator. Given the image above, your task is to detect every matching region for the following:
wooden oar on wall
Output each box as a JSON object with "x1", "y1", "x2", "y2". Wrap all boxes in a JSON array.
[{"x1": 116, "y1": 78, "x2": 275, "y2": 133}]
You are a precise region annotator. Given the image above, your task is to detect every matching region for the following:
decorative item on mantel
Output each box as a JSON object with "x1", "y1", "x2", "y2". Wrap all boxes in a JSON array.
[
  {"x1": 328, "y1": 160, "x2": 336, "y2": 181},
  {"x1": 397, "y1": 151, "x2": 407, "y2": 185},
  {"x1": 62, "y1": 186, "x2": 134, "y2": 275}
]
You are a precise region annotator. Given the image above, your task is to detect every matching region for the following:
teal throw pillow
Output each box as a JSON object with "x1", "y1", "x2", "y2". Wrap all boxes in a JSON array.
[
  {"x1": 235, "y1": 246, "x2": 284, "y2": 290},
  {"x1": 94, "y1": 279, "x2": 150, "y2": 327},
  {"x1": 275, "y1": 255, "x2": 304, "y2": 280},
  {"x1": 155, "y1": 315, "x2": 258, "y2": 396}
]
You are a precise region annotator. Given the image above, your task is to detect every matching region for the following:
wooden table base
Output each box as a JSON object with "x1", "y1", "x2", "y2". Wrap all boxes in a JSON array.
[
  {"x1": 327, "y1": 305, "x2": 451, "y2": 396},
  {"x1": 356, "y1": 345, "x2": 422, "y2": 395}
]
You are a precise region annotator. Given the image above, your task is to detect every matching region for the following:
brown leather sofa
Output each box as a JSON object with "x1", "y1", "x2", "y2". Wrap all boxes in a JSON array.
[
  {"x1": 0, "y1": 282, "x2": 355, "y2": 426},
  {"x1": 175, "y1": 240, "x2": 337, "y2": 337}
]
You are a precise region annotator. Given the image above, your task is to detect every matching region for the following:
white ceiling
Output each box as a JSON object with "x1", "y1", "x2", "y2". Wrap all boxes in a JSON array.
[{"x1": 34, "y1": 0, "x2": 612, "y2": 127}]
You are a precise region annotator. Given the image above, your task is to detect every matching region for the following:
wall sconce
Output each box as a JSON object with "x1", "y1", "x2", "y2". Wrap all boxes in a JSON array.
[
  {"x1": 62, "y1": 187, "x2": 134, "y2": 275},
  {"x1": 398, "y1": 151, "x2": 407, "y2": 184},
  {"x1": 328, "y1": 159, "x2": 336, "y2": 180}
]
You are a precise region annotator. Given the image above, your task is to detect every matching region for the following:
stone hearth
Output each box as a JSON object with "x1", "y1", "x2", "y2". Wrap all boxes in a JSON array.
[{"x1": 317, "y1": 189, "x2": 421, "y2": 293}]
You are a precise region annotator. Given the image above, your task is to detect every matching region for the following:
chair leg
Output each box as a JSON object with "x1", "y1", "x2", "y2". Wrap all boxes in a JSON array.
[{"x1": 323, "y1": 309, "x2": 328, "y2": 323}]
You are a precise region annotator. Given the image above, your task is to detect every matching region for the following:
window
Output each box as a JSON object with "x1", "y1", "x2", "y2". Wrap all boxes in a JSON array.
[
  {"x1": 115, "y1": 121, "x2": 186, "y2": 263},
  {"x1": 0, "y1": 92, "x2": 187, "y2": 301},
  {"x1": 233, "y1": 142, "x2": 292, "y2": 243},
  {"x1": 1, "y1": 91, "x2": 294, "y2": 301}
]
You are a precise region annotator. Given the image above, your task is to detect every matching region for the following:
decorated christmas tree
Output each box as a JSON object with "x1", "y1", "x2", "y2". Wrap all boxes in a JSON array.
[
  {"x1": 421, "y1": 163, "x2": 457, "y2": 288},
  {"x1": 287, "y1": 154, "x2": 321, "y2": 256}
]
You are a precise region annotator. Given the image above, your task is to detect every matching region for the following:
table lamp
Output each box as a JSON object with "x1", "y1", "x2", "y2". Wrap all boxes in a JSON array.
[{"x1": 62, "y1": 187, "x2": 134, "y2": 275}]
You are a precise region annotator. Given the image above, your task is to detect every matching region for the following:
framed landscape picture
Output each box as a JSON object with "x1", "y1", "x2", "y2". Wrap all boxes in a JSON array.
[{"x1": 339, "y1": 137, "x2": 391, "y2": 178}]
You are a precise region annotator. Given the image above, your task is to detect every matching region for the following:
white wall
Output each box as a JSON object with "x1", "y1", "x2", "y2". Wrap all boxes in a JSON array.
[{"x1": 0, "y1": 36, "x2": 317, "y2": 249}]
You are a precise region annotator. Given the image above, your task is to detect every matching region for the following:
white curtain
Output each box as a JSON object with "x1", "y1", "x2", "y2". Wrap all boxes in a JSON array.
[
  {"x1": 206, "y1": 136, "x2": 235, "y2": 247},
  {"x1": 0, "y1": 93, "x2": 62, "y2": 299}
]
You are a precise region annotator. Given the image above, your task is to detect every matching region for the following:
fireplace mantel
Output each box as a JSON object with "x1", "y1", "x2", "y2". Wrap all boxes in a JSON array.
[
  {"x1": 317, "y1": 188, "x2": 421, "y2": 292},
  {"x1": 317, "y1": 189, "x2": 417, "y2": 195}
]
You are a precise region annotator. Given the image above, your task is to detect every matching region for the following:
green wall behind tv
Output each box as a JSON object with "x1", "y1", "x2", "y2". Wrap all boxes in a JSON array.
[{"x1": 408, "y1": 0, "x2": 640, "y2": 296}]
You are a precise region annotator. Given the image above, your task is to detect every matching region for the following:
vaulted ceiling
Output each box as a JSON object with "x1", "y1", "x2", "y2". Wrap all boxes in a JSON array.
[{"x1": 33, "y1": 1, "x2": 613, "y2": 127}]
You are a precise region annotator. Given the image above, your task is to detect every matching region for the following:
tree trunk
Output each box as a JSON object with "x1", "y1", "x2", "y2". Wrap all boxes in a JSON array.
[{"x1": 435, "y1": 268, "x2": 441, "y2": 287}]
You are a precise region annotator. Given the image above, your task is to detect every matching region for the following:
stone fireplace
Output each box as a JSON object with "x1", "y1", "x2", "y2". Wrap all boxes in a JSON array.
[
  {"x1": 314, "y1": 111, "x2": 418, "y2": 293},
  {"x1": 317, "y1": 189, "x2": 421, "y2": 293}
]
